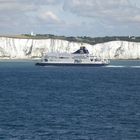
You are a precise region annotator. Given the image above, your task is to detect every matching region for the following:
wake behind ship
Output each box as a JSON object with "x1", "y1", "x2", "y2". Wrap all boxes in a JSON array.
[{"x1": 36, "y1": 46, "x2": 109, "y2": 67}]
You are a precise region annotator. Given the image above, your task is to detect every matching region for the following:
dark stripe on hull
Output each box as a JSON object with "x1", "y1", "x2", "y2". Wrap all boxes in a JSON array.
[{"x1": 35, "y1": 62, "x2": 108, "y2": 67}]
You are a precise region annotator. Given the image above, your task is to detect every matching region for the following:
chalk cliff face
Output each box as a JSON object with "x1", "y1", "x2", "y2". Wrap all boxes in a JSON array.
[{"x1": 0, "y1": 37, "x2": 140, "y2": 59}]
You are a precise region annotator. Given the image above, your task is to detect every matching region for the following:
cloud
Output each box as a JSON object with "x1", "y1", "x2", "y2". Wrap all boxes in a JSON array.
[
  {"x1": 63, "y1": 0, "x2": 140, "y2": 24},
  {"x1": 0, "y1": 0, "x2": 63, "y2": 28},
  {"x1": 0, "y1": 0, "x2": 140, "y2": 36},
  {"x1": 0, "y1": 0, "x2": 61, "y2": 12},
  {"x1": 38, "y1": 11, "x2": 62, "y2": 24},
  {"x1": 34, "y1": 0, "x2": 62, "y2": 5}
]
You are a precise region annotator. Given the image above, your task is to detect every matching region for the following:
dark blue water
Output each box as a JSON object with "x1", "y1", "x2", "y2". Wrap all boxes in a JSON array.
[{"x1": 0, "y1": 60, "x2": 140, "y2": 140}]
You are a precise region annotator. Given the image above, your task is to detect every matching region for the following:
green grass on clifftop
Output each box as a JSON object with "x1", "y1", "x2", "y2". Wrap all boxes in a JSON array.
[{"x1": 1, "y1": 34, "x2": 140, "y2": 45}]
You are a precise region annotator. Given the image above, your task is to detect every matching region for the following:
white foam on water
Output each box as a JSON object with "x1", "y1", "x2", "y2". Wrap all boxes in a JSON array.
[
  {"x1": 105, "y1": 65, "x2": 126, "y2": 68},
  {"x1": 129, "y1": 66, "x2": 140, "y2": 68},
  {"x1": 105, "y1": 65, "x2": 140, "y2": 68}
]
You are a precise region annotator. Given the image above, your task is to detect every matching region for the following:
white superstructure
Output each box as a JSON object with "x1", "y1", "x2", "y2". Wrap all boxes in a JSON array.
[{"x1": 36, "y1": 46, "x2": 109, "y2": 66}]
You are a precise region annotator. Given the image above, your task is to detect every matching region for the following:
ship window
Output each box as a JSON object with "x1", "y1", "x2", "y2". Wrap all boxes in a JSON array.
[
  {"x1": 44, "y1": 59, "x2": 48, "y2": 62},
  {"x1": 74, "y1": 59, "x2": 82, "y2": 63}
]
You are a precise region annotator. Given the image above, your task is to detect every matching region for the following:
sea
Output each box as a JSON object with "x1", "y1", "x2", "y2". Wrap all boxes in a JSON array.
[{"x1": 0, "y1": 60, "x2": 140, "y2": 140}]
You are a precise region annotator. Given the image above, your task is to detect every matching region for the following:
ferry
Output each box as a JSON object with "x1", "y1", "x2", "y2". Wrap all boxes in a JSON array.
[{"x1": 35, "y1": 46, "x2": 109, "y2": 67}]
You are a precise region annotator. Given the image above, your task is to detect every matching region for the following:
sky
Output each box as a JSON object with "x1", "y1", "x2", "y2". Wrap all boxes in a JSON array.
[{"x1": 0, "y1": 0, "x2": 140, "y2": 37}]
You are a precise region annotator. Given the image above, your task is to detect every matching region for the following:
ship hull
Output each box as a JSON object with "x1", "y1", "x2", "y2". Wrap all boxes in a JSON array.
[{"x1": 35, "y1": 62, "x2": 108, "y2": 67}]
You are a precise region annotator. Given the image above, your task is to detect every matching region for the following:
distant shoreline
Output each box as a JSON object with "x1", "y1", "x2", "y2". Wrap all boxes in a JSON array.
[
  {"x1": 0, "y1": 58, "x2": 40, "y2": 62},
  {"x1": 0, "y1": 58, "x2": 140, "y2": 62}
]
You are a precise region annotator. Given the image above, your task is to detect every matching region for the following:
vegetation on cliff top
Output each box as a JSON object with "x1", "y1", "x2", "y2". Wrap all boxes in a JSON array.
[
  {"x1": 1, "y1": 34, "x2": 140, "y2": 45},
  {"x1": 23, "y1": 34, "x2": 140, "y2": 45}
]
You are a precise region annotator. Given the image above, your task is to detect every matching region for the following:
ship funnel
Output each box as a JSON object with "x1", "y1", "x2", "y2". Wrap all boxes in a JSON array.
[{"x1": 73, "y1": 46, "x2": 89, "y2": 54}]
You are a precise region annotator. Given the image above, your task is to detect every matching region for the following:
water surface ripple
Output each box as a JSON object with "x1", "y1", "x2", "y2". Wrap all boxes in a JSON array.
[{"x1": 0, "y1": 61, "x2": 140, "y2": 140}]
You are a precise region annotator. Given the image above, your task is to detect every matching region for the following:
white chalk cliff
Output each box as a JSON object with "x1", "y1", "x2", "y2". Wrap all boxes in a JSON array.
[{"x1": 0, "y1": 37, "x2": 140, "y2": 59}]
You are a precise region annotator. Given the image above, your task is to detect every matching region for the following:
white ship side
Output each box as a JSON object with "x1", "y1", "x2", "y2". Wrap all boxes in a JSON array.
[{"x1": 36, "y1": 46, "x2": 110, "y2": 66}]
